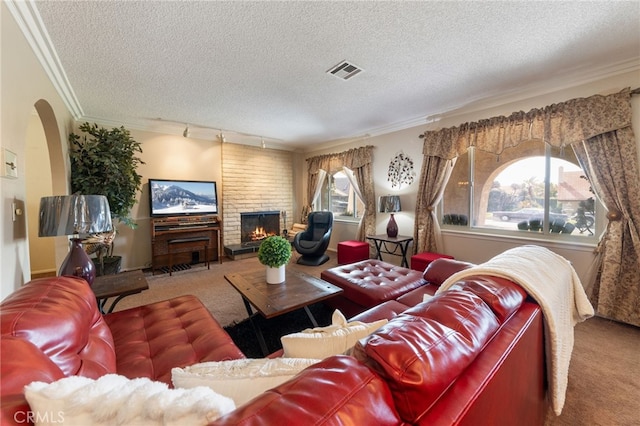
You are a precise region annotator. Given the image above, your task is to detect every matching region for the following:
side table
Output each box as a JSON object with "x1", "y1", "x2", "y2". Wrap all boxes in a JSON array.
[
  {"x1": 366, "y1": 234, "x2": 414, "y2": 268},
  {"x1": 91, "y1": 269, "x2": 149, "y2": 314}
]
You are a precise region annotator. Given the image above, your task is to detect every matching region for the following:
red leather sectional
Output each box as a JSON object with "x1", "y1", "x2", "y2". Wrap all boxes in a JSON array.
[{"x1": 1, "y1": 259, "x2": 548, "y2": 425}]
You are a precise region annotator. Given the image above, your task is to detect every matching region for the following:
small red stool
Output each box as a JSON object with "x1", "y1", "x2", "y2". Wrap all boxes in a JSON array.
[
  {"x1": 411, "y1": 252, "x2": 454, "y2": 272},
  {"x1": 337, "y1": 240, "x2": 369, "y2": 264}
]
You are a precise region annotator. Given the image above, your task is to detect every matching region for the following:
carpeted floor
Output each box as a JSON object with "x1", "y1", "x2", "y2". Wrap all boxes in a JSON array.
[{"x1": 111, "y1": 254, "x2": 340, "y2": 328}]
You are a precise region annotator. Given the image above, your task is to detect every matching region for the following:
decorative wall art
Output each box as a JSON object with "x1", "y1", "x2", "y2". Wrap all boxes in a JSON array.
[
  {"x1": 2, "y1": 148, "x2": 18, "y2": 179},
  {"x1": 387, "y1": 151, "x2": 415, "y2": 188}
]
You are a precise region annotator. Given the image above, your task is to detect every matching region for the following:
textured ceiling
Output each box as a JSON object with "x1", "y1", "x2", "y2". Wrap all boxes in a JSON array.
[{"x1": 24, "y1": 1, "x2": 640, "y2": 149}]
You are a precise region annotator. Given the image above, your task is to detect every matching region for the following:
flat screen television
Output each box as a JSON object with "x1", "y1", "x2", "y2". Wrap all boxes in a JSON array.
[{"x1": 149, "y1": 179, "x2": 218, "y2": 217}]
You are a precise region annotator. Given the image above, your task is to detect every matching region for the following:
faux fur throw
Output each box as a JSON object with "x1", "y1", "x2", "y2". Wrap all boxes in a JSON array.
[
  {"x1": 436, "y1": 245, "x2": 594, "y2": 416},
  {"x1": 24, "y1": 374, "x2": 236, "y2": 425}
]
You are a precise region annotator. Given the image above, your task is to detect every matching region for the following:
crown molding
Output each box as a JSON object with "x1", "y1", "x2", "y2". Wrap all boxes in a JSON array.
[{"x1": 6, "y1": 0, "x2": 83, "y2": 119}]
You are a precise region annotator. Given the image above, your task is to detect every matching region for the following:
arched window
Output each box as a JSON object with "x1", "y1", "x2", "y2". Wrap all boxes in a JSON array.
[{"x1": 441, "y1": 139, "x2": 600, "y2": 239}]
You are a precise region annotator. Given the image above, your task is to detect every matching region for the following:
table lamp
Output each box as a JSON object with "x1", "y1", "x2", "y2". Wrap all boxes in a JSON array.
[
  {"x1": 39, "y1": 195, "x2": 112, "y2": 286},
  {"x1": 378, "y1": 195, "x2": 401, "y2": 238}
]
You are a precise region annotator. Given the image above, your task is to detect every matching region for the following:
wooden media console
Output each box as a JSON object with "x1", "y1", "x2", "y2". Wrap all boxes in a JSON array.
[{"x1": 150, "y1": 214, "x2": 222, "y2": 274}]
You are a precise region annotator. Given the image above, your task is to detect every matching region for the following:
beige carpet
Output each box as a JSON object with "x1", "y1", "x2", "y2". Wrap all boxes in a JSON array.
[{"x1": 111, "y1": 255, "x2": 339, "y2": 327}]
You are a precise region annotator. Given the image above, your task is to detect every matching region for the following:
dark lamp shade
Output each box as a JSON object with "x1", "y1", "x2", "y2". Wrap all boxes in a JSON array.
[
  {"x1": 39, "y1": 195, "x2": 112, "y2": 237},
  {"x1": 38, "y1": 195, "x2": 113, "y2": 287},
  {"x1": 378, "y1": 195, "x2": 401, "y2": 213}
]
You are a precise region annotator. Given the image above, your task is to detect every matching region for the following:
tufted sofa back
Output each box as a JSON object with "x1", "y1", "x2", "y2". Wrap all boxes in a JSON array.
[
  {"x1": 352, "y1": 275, "x2": 529, "y2": 424},
  {"x1": 0, "y1": 277, "x2": 117, "y2": 397}
]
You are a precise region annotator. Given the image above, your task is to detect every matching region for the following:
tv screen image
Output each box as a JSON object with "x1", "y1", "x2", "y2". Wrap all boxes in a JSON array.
[{"x1": 149, "y1": 179, "x2": 218, "y2": 216}]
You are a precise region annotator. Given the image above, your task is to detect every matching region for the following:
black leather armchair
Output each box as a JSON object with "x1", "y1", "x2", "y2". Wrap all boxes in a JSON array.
[{"x1": 293, "y1": 211, "x2": 333, "y2": 266}]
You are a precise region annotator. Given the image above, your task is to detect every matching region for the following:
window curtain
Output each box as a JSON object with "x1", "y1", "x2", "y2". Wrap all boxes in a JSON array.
[
  {"x1": 417, "y1": 88, "x2": 640, "y2": 326},
  {"x1": 306, "y1": 146, "x2": 376, "y2": 241},
  {"x1": 414, "y1": 156, "x2": 455, "y2": 254}
]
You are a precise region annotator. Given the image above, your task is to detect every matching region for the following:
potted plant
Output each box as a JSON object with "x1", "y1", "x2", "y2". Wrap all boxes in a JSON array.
[
  {"x1": 68, "y1": 122, "x2": 144, "y2": 275},
  {"x1": 258, "y1": 235, "x2": 292, "y2": 284}
]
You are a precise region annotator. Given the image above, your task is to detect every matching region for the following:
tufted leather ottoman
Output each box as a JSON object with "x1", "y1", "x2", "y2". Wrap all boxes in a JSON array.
[{"x1": 320, "y1": 259, "x2": 425, "y2": 317}]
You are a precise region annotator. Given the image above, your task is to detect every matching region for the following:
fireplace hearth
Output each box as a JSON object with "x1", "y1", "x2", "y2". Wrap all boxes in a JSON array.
[{"x1": 240, "y1": 211, "x2": 280, "y2": 247}]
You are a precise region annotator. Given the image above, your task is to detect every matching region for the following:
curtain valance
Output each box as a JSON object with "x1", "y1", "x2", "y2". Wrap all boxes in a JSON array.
[
  {"x1": 420, "y1": 88, "x2": 632, "y2": 159},
  {"x1": 307, "y1": 145, "x2": 374, "y2": 174}
]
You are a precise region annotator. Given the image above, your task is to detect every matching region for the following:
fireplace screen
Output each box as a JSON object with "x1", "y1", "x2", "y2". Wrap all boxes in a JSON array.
[{"x1": 240, "y1": 211, "x2": 280, "y2": 246}]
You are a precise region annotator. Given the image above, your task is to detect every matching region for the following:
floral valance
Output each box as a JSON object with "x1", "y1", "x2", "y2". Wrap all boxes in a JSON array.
[
  {"x1": 420, "y1": 88, "x2": 633, "y2": 159},
  {"x1": 307, "y1": 145, "x2": 374, "y2": 174}
]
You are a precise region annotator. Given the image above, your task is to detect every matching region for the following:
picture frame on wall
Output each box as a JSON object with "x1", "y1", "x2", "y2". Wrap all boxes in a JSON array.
[{"x1": 2, "y1": 148, "x2": 18, "y2": 179}]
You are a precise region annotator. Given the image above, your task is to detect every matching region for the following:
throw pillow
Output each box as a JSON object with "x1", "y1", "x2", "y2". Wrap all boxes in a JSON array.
[
  {"x1": 24, "y1": 374, "x2": 235, "y2": 426},
  {"x1": 280, "y1": 309, "x2": 388, "y2": 359},
  {"x1": 172, "y1": 357, "x2": 320, "y2": 406}
]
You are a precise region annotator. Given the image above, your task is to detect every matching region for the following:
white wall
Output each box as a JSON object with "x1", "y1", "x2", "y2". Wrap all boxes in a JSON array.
[
  {"x1": 1, "y1": 3, "x2": 75, "y2": 299},
  {"x1": 114, "y1": 129, "x2": 223, "y2": 270}
]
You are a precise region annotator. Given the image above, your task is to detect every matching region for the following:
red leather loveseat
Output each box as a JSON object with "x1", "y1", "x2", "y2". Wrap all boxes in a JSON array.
[{"x1": 0, "y1": 276, "x2": 244, "y2": 425}]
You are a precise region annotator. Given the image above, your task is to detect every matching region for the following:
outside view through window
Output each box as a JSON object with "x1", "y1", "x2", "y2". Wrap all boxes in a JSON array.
[
  {"x1": 482, "y1": 157, "x2": 594, "y2": 235},
  {"x1": 443, "y1": 144, "x2": 597, "y2": 238},
  {"x1": 319, "y1": 170, "x2": 364, "y2": 220}
]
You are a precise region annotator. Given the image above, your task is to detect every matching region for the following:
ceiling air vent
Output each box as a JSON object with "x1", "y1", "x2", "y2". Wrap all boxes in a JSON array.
[{"x1": 327, "y1": 61, "x2": 363, "y2": 80}]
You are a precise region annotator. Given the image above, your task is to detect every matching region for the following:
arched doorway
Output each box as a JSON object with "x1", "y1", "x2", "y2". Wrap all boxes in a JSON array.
[{"x1": 26, "y1": 100, "x2": 67, "y2": 278}]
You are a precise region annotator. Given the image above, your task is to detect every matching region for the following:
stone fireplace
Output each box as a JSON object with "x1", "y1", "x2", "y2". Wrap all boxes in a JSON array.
[{"x1": 240, "y1": 211, "x2": 280, "y2": 246}]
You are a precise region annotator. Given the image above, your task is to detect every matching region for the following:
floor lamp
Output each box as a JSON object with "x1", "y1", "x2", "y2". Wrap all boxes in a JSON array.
[{"x1": 39, "y1": 195, "x2": 112, "y2": 286}]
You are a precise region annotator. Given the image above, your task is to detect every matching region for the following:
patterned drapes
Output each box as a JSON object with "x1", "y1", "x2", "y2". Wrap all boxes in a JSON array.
[
  {"x1": 416, "y1": 88, "x2": 640, "y2": 326},
  {"x1": 420, "y1": 89, "x2": 632, "y2": 158},
  {"x1": 306, "y1": 146, "x2": 376, "y2": 241}
]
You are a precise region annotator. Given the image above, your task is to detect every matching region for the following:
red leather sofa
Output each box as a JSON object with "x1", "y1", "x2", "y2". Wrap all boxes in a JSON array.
[
  {"x1": 1, "y1": 260, "x2": 548, "y2": 425},
  {"x1": 213, "y1": 262, "x2": 548, "y2": 425},
  {"x1": 0, "y1": 276, "x2": 244, "y2": 426}
]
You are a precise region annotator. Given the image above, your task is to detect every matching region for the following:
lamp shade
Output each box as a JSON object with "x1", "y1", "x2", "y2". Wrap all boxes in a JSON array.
[
  {"x1": 38, "y1": 195, "x2": 112, "y2": 287},
  {"x1": 39, "y1": 195, "x2": 112, "y2": 237},
  {"x1": 378, "y1": 195, "x2": 401, "y2": 213}
]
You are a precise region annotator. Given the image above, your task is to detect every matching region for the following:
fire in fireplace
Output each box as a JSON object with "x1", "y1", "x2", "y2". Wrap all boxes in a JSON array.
[{"x1": 240, "y1": 211, "x2": 280, "y2": 246}]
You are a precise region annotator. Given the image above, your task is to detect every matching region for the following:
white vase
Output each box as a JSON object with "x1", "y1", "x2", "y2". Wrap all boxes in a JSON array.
[{"x1": 266, "y1": 265, "x2": 286, "y2": 284}]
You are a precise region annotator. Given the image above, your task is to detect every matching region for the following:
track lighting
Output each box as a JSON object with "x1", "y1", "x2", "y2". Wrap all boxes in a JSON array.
[
  {"x1": 261, "y1": 138, "x2": 266, "y2": 149},
  {"x1": 183, "y1": 125, "x2": 190, "y2": 138}
]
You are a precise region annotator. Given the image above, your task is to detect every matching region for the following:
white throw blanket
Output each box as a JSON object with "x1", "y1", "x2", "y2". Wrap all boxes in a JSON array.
[
  {"x1": 24, "y1": 374, "x2": 236, "y2": 425},
  {"x1": 436, "y1": 245, "x2": 594, "y2": 415}
]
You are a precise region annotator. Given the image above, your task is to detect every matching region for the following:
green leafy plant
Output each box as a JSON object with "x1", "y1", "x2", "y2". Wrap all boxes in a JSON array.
[
  {"x1": 69, "y1": 122, "x2": 144, "y2": 228},
  {"x1": 69, "y1": 122, "x2": 144, "y2": 272},
  {"x1": 258, "y1": 236, "x2": 292, "y2": 268}
]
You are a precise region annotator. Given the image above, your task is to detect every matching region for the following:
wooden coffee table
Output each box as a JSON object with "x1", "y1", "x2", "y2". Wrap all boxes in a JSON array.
[
  {"x1": 92, "y1": 269, "x2": 149, "y2": 314},
  {"x1": 225, "y1": 268, "x2": 343, "y2": 355}
]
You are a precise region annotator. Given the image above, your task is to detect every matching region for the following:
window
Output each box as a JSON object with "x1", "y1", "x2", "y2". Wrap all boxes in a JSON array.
[
  {"x1": 442, "y1": 140, "x2": 599, "y2": 239},
  {"x1": 317, "y1": 169, "x2": 364, "y2": 221}
]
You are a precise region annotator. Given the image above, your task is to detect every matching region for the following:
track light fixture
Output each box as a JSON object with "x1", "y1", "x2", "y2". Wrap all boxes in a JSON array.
[
  {"x1": 261, "y1": 138, "x2": 266, "y2": 149},
  {"x1": 183, "y1": 125, "x2": 190, "y2": 138}
]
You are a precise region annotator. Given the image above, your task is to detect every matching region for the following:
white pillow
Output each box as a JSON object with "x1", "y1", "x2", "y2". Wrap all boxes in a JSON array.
[
  {"x1": 280, "y1": 309, "x2": 388, "y2": 359},
  {"x1": 172, "y1": 357, "x2": 319, "y2": 406},
  {"x1": 24, "y1": 374, "x2": 235, "y2": 426}
]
